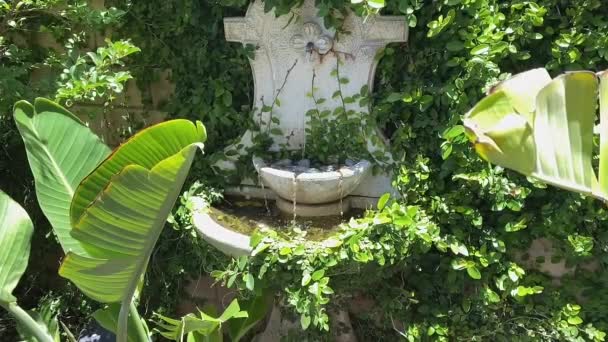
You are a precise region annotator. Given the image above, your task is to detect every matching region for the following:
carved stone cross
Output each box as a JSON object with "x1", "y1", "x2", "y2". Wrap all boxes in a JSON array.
[{"x1": 224, "y1": 0, "x2": 407, "y2": 151}]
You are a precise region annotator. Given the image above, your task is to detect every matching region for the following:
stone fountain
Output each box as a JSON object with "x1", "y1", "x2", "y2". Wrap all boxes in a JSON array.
[{"x1": 194, "y1": 0, "x2": 407, "y2": 256}]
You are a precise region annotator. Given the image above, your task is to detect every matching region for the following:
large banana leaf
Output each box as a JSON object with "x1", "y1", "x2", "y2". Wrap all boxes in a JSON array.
[
  {"x1": 59, "y1": 119, "x2": 206, "y2": 342},
  {"x1": 0, "y1": 190, "x2": 55, "y2": 342},
  {"x1": 13, "y1": 98, "x2": 111, "y2": 255},
  {"x1": 463, "y1": 69, "x2": 606, "y2": 201},
  {"x1": 0, "y1": 191, "x2": 33, "y2": 305}
]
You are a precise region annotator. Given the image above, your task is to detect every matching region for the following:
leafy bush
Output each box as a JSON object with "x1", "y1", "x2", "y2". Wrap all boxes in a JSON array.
[
  {"x1": 3, "y1": 0, "x2": 608, "y2": 340},
  {"x1": 146, "y1": 0, "x2": 608, "y2": 340}
]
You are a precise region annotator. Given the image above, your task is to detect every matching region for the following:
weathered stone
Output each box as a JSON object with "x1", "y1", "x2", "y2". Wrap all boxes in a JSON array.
[
  {"x1": 253, "y1": 157, "x2": 372, "y2": 204},
  {"x1": 217, "y1": 0, "x2": 407, "y2": 199}
]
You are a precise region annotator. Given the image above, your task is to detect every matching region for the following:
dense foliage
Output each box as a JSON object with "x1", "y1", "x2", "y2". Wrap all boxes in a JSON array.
[
  {"x1": 2, "y1": 0, "x2": 608, "y2": 340},
  {"x1": 0, "y1": 0, "x2": 140, "y2": 339}
]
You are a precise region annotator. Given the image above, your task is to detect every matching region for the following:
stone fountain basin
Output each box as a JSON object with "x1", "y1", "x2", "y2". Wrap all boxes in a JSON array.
[
  {"x1": 193, "y1": 210, "x2": 252, "y2": 257},
  {"x1": 252, "y1": 157, "x2": 372, "y2": 204}
]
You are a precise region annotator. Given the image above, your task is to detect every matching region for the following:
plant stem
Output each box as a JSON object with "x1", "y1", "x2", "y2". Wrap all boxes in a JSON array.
[
  {"x1": 266, "y1": 59, "x2": 298, "y2": 133},
  {"x1": 118, "y1": 293, "x2": 151, "y2": 342},
  {"x1": 118, "y1": 299, "x2": 130, "y2": 342},
  {"x1": 130, "y1": 302, "x2": 149, "y2": 342},
  {"x1": 2, "y1": 302, "x2": 54, "y2": 342}
]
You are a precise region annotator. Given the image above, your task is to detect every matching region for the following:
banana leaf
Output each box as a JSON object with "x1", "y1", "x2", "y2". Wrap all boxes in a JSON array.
[
  {"x1": 59, "y1": 119, "x2": 206, "y2": 342},
  {"x1": 463, "y1": 69, "x2": 608, "y2": 202},
  {"x1": 0, "y1": 190, "x2": 55, "y2": 342},
  {"x1": 13, "y1": 98, "x2": 110, "y2": 255}
]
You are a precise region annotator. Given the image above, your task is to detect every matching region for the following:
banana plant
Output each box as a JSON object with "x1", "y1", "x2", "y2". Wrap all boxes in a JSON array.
[
  {"x1": 14, "y1": 98, "x2": 207, "y2": 341},
  {"x1": 0, "y1": 190, "x2": 57, "y2": 342},
  {"x1": 59, "y1": 119, "x2": 207, "y2": 342},
  {"x1": 14, "y1": 98, "x2": 149, "y2": 340},
  {"x1": 463, "y1": 68, "x2": 608, "y2": 202}
]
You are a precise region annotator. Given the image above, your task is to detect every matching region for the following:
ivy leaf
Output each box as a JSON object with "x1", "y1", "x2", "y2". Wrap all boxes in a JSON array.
[
  {"x1": 245, "y1": 273, "x2": 255, "y2": 291},
  {"x1": 466, "y1": 266, "x2": 481, "y2": 280},
  {"x1": 484, "y1": 287, "x2": 500, "y2": 303},
  {"x1": 377, "y1": 193, "x2": 390, "y2": 210},
  {"x1": 311, "y1": 269, "x2": 325, "y2": 281},
  {"x1": 567, "y1": 316, "x2": 583, "y2": 325},
  {"x1": 302, "y1": 272, "x2": 312, "y2": 286},
  {"x1": 471, "y1": 44, "x2": 490, "y2": 55},
  {"x1": 445, "y1": 40, "x2": 464, "y2": 52},
  {"x1": 386, "y1": 92, "x2": 403, "y2": 103},
  {"x1": 300, "y1": 314, "x2": 311, "y2": 330},
  {"x1": 223, "y1": 92, "x2": 233, "y2": 107},
  {"x1": 367, "y1": 0, "x2": 385, "y2": 9}
]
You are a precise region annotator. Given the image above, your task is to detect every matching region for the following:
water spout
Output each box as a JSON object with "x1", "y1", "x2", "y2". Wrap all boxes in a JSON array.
[
  {"x1": 338, "y1": 169, "x2": 344, "y2": 217},
  {"x1": 292, "y1": 173, "x2": 298, "y2": 223},
  {"x1": 258, "y1": 173, "x2": 270, "y2": 215}
]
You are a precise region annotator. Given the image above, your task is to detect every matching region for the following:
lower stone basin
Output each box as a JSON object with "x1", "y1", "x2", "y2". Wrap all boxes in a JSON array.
[
  {"x1": 193, "y1": 197, "x2": 362, "y2": 257},
  {"x1": 252, "y1": 157, "x2": 372, "y2": 204}
]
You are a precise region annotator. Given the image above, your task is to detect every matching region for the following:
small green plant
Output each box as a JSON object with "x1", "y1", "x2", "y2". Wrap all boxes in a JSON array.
[
  {"x1": 304, "y1": 58, "x2": 388, "y2": 166},
  {"x1": 55, "y1": 37, "x2": 140, "y2": 107},
  {"x1": 155, "y1": 295, "x2": 271, "y2": 342}
]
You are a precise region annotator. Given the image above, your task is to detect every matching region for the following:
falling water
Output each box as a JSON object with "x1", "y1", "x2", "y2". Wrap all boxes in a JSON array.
[
  {"x1": 292, "y1": 173, "x2": 298, "y2": 223},
  {"x1": 338, "y1": 169, "x2": 344, "y2": 218},
  {"x1": 258, "y1": 173, "x2": 270, "y2": 215}
]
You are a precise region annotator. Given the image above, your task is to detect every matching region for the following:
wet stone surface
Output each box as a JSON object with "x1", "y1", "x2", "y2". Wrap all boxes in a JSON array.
[{"x1": 207, "y1": 197, "x2": 364, "y2": 240}]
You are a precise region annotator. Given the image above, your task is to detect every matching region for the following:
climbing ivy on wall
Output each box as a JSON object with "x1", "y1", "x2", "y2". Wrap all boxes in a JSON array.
[
  {"x1": 131, "y1": 0, "x2": 608, "y2": 340},
  {"x1": 3, "y1": 0, "x2": 608, "y2": 340}
]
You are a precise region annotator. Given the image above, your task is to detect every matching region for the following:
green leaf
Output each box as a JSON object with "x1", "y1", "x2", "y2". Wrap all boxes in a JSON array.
[
  {"x1": 245, "y1": 273, "x2": 255, "y2": 291},
  {"x1": 13, "y1": 99, "x2": 110, "y2": 255},
  {"x1": 567, "y1": 316, "x2": 583, "y2": 325},
  {"x1": 302, "y1": 272, "x2": 312, "y2": 286},
  {"x1": 222, "y1": 92, "x2": 233, "y2": 107},
  {"x1": 0, "y1": 192, "x2": 55, "y2": 342},
  {"x1": 367, "y1": 0, "x2": 385, "y2": 9},
  {"x1": 156, "y1": 299, "x2": 247, "y2": 341},
  {"x1": 466, "y1": 266, "x2": 481, "y2": 280},
  {"x1": 16, "y1": 299, "x2": 62, "y2": 342},
  {"x1": 386, "y1": 92, "x2": 403, "y2": 103},
  {"x1": 464, "y1": 69, "x2": 602, "y2": 200},
  {"x1": 0, "y1": 191, "x2": 33, "y2": 304},
  {"x1": 59, "y1": 119, "x2": 206, "y2": 341},
  {"x1": 311, "y1": 269, "x2": 325, "y2": 281},
  {"x1": 470, "y1": 44, "x2": 490, "y2": 55},
  {"x1": 484, "y1": 287, "x2": 500, "y2": 303},
  {"x1": 219, "y1": 299, "x2": 248, "y2": 322},
  {"x1": 0, "y1": 191, "x2": 58, "y2": 342},
  {"x1": 377, "y1": 193, "x2": 390, "y2": 210},
  {"x1": 300, "y1": 314, "x2": 311, "y2": 330},
  {"x1": 599, "y1": 72, "x2": 608, "y2": 196},
  {"x1": 446, "y1": 41, "x2": 464, "y2": 52},
  {"x1": 227, "y1": 293, "x2": 272, "y2": 342},
  {"x1": 442, "y1": 125, "x2": 465, "y2": 139}
]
